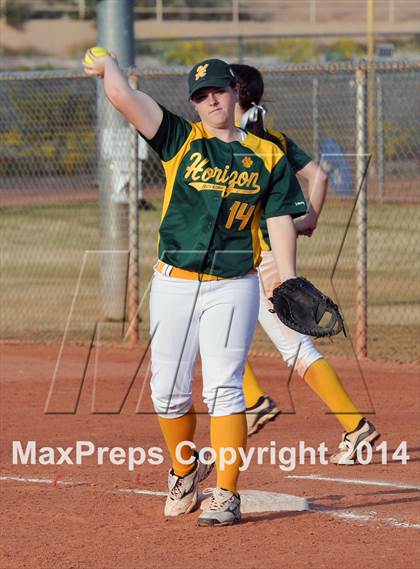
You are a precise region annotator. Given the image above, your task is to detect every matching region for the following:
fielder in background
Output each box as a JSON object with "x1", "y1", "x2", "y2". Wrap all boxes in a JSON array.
[
  {"x1": 231, "y1": 64, "x2": 379, "y2": 461},
  {"x1": 83, "y1": 53, "x2": 308, "y2": 526}
]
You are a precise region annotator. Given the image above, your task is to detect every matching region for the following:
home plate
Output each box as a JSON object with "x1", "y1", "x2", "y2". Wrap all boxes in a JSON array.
[{"x1": 198, "y1": 489, "x2": 308, "y2": 514}]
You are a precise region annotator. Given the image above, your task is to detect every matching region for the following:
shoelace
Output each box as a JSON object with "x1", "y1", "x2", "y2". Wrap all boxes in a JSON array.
[
  {"x1": 169, "y1": 478, "x2": 186, "y2": 499},
  {"x1": 199, "y1": 487, "x2": 214, "y2": 509},
  {"x1": 169, "y1": 465, "x2": 197, "y2": 499},
  {"x1": 338, "y1": 422, "x2": 369, "y2": 451},
  {"x1": 208, "y1": 489, "x2": 233, "y2": 511},
  {"x1": 338, "y1": 439, "x2": 351, "y2": 451}
]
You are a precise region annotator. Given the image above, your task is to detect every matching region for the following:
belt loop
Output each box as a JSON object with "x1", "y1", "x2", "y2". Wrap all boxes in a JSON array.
[
  {"x1": 155, "y1": 261, "x2": 173, "y2": 277},
  {"x1": 162, "y1": 263, "x2": 173, "y2": 277}
]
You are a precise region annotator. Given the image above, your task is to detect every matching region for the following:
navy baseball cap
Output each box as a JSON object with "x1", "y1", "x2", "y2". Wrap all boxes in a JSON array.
[{"x1": 188, "y1": 58, "x2": 236, "y2": 98}]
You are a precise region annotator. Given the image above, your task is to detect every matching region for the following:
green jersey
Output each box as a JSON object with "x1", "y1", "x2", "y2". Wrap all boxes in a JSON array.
[
  {"x1": 148, "y1": 107, "x2": 307, "y2": 278},
  {"x1": 259, "y1": 128, "x2": 312, "y2": 251}
]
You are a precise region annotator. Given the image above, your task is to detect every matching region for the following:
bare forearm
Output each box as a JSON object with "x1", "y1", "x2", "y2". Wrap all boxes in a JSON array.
[
  {"x1": 267, "y1": 215, "x2": 297, "y2": 282},
  {"x1": 294, "y1": 162, "x2": 328, "y2": 236},
  {"x1": 300, "y1": 162, "x2": 328, "y2": 221},
  {"x1": 102, "y1": 58, "x2": 131, "y2": 106},
  {"x1": 308, "y1": 174, "x2": 327, "y2": 222},
  {"x1": 100, "y1": 59, "x2": 162, "y2": 139}
]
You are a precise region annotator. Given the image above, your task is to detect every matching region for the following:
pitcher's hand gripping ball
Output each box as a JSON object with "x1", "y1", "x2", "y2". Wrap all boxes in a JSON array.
[
  {"x1": 83, "y1": 46, "x2": 110, "y2": 65},
  {"x1": 270, "y1": 277, "x2": 345, "y2": 338}
]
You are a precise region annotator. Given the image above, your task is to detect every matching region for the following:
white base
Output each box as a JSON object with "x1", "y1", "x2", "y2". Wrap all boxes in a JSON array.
[{"x1": 198, "y1": 489, "x2": 308, "y2": 514}]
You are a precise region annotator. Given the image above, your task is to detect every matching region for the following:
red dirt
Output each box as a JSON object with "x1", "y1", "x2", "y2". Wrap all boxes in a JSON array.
[{"x1": 1, "y1": 342, "x2": 419, "y2": 569}]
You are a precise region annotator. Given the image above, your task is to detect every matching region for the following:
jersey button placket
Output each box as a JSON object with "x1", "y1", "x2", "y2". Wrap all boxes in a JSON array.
[
  {"x1": 207, "y1": 144, "x2": 229, "y2": 229},
  {"x1": 220, "y1": 144, "x2": 235, "y2": 200}
]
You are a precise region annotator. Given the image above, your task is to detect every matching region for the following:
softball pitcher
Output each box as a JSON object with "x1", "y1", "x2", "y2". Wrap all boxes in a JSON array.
[
  {"x1": 83, "y1": 54, "x2": 307, "y2": 526},
  {"x1": 231, "y1": 64, "x2": 379, "y2": 462}
]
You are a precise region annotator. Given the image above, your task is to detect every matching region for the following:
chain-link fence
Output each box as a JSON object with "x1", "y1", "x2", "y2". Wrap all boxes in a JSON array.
[{"x1": 1, "y1": 61, "x2": 419, "y2": 361}]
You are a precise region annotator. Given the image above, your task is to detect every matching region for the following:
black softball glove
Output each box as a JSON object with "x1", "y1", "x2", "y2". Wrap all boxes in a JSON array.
[{"x1": 270, "y1": 277, "x2": 345, "y2": 338}]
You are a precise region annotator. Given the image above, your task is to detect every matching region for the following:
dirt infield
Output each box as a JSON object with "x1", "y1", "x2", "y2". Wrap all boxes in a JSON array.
[{"x1": 1, "y1": 342, "x2": 419, "y2": 569}]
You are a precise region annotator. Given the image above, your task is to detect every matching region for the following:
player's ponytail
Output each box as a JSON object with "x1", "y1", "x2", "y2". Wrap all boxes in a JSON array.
[
  {"x1": 239, "y1": 104, "x2": 267, "y2": 137},
  {"x1": 231, "y1": 63, "x2": 279, "y2": 146}
]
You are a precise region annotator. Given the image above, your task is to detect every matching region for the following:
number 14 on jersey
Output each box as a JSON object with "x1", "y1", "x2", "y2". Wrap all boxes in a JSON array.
[{"x1": 225, "y1": 200, "x2": 256, "y2": 231}]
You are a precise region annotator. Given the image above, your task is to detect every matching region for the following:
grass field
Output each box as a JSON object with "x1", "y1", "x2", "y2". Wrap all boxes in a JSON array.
[{"x1": 1, "y1": 199, "x2": 418, "y2": 361}]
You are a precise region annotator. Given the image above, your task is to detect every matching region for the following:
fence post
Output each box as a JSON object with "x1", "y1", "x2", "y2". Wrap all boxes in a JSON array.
[
  {"x1": 156, "y1": 0, "x2": 163, "y2": 22},
  {"x1": 237, "y1": 35, "x2": 244, "y2": 62},
  {"x1": 232, "y1": 0, "x2": 239, "y2": 24},
  {"x1": 310, "y1": 0, "x2": 316, "y2": 24},
  {"x1": 78, "y1": 0, "x2": 86, "y2": 19},
  {"x1": 312, "y1": 77, "x2": 319, "y2": 162},
  {"x1": 376, "y1": 74, "x2": 385, "y2": 199},
  {"x1": 127, "y1": 72, "x2": 140, "y2": 345},
  {"x1": 355, "y1": 66, "x2": 368, "y2": 358},
  {"x1": 0, "y1": 0, "x2": 7, "y2": 19},
  {"x1": 389, "y1": 0, "x2": 395, "y2": 24}
]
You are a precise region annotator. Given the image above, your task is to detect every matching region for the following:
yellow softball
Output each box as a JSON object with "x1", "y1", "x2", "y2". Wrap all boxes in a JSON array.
[{"x1": 83, "y1": 46, "x2": 110, "y2": 65}]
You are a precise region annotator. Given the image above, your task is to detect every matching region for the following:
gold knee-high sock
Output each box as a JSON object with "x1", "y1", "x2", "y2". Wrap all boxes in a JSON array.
[
  {"x1": 243, "y1": 361, "x2": 265, "y2": 408},
  {"x1": 210, "y1": 413, "x2": 247, "y2": 494},
  {"x1": 158, "y1": 407, "x2": 197, "y2": 477},
  {"x1": 304, "y1": 358, "x2": 362, "y2": 432}
]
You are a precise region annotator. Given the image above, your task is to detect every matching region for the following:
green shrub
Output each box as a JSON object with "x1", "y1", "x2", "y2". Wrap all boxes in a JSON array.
[
  {"x1": 161, "y1": 40, "x2": 211, "y2": 65},
  {"x1": 0, "y1": 85, "x2": 96, "y2": 177},
  {"x1": 4, "y1": 1, "x2": 32, "y2": 28}
]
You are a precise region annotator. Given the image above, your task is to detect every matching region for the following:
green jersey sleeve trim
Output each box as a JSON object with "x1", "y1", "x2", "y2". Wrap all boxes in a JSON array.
[
  {"x1": 145, "y1": 105, "x2": 192, "y2": 162},
  {"x1": 267, "y1": 128, "x2": 287, "y2": 154},
  {"x1": 283, "y1": 134, "x2": 312, "y2": 172},
  {"x1": 268, "y1": 128, "x2": 312, "y2": 173},
  {"x1": 264, "y1": 156, "x2": 307, "y2": 219}
]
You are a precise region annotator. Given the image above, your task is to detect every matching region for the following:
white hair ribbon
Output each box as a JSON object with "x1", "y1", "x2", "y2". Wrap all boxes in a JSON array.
[{"x1": 240, "y1": 103, "x2": 266, "y2": 130}]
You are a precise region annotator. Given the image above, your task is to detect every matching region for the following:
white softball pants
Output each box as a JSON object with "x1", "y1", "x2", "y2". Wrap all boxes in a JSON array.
[
  {"x1": 150, "y1": 271, "x2": 259, "y2": 418},
  {"x1": 258, "y1": 250, "x2": 322, "y2": 377}
]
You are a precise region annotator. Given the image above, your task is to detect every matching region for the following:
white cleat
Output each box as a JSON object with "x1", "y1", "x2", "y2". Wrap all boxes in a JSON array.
[
  {"x1": 164, "y1": 451, "x2": 214, "y2": 517},
  {"x1": 197, "y1": 488, "x2": 241, "y2": 527},
  {"x1": 329, "y1": 418, "x2": 380, "y2": 464},
  {"x1": 246, "y1": 395, "x2": 281, "y2": 436}
]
